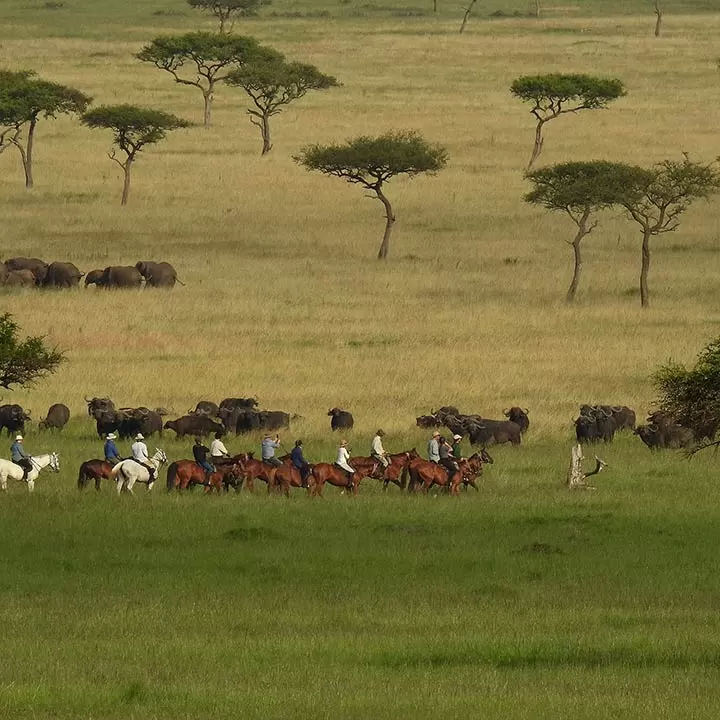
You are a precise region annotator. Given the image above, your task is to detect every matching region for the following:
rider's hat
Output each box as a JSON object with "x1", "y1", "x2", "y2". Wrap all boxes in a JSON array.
[
  {"x1": 376, "y1": 429, "x2": 385, "y2": 436},
  {"x1": 15, "y1": 434, "x2": 23, "y2": 441},
  {"x1": 453, "y1": 434, "x2": 463, "y2": 440},
  {"x1": 135, "y1": 433, "x2": 144, "y2": 440},
  {"x1": 106, "y1": 432, "x2": 117, "y2": 440},
  {"x1": 432, "y1": 430, "x2": 440, "y2": 437},
  {"x1": 340, "y1": 439, "x2": 348, "y2": 446}
]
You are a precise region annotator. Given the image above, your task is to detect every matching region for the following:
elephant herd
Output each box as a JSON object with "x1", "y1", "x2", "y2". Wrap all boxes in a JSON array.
[{"x1": 0, "y1": 257, "x2": 181, "y2": 289}]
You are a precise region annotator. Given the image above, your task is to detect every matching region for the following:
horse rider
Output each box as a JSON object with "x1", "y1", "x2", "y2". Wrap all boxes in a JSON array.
[
  {"x1": 209, "y1": 432, "x2": 230, "y2": 466},
  {"x1": 335, "y1": 439, "x2": 355, "y2": 486},
  {"x1": 104, "y1": 432, "x2": 123, "y2": 465},
  {"x1": 131, "y1": 433, "x2": 155, "y2": 482},
  {"x1": 10, "y1": 434, "x2": 33, "y2": 480},
  {"x1": 452, "y1": 434, "x2": 464, "y2": 461},
  {"x1": 427, "y1": 430, "x2": 440, "y2": 463},
  {"x1": 438, "y1": 435, "x2": 459, "y2": 487},
  {"x1": 290, "y1": 439, "x2": 311, "y2": 488},
  {"x1": 261, "y1": 433, "x2": 283, "y2": 468},
  {"x1": 193, "y1": 437, "x2": 214, "y2": 481},
  {"x1": 371, "y1": 429, "x2": 390, "y2": 471}
]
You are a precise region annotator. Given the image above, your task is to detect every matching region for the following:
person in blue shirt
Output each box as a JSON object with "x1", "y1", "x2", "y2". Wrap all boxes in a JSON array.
[
  {"x1": 261, "y1": 433, "x2": 282, "y2": 467},
  {"x1": 10, "y1": 434, "x2": 33, "y2": 479},
  {"x1": 104, "y1": 432, "x2": 123, "y2": 465},
  {"x1": 290, "y1": 439, "x2": 311, "y2": 487}
]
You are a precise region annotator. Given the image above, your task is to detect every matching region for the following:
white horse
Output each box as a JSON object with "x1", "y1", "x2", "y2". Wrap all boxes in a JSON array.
[
  {"x1": 110, "y1": 449, "x2": 168, "y2": 495},
  {"x1": 0, "y1": 453, "x2": 61, "y2": 493}
]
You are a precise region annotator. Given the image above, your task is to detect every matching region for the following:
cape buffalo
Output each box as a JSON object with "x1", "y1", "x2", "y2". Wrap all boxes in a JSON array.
[
  {"x1": 468, "y1": 420, "x2": 521, "y2": 446},
  {"x1": 0, "y1": 404, "x2": 31, "y2": 436},
  {"x1": 503, "y1": 407, "x2": 530, "y2": 433},
  {"x1": 164, "y1": 415, "x2": 225, "y2": 438},
  {"x1": 39, "y1": 403, "x2": 70, "y2": 431},
  {"x1": 328, "y1": 408, "x2": 354, "y2": 431}
]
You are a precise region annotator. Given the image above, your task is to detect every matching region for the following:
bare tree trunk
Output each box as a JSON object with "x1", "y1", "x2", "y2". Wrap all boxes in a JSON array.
[
  {"x1": 121, "y1": 159, "x2": 132, "y2": 206},
  {"x1": 566, "y1": 208, "x2": 594, "y2": 304},
  {"x1": 654, "y1": 0, "x2": 663, "y2": 36},
  {"x1": 528, "y1": 119, "x2": 545, "y2": 170},
  {"x1": 640, "y1": 228, "x2": 651, "y2": 307},
  {"x1": 459, "y1": 0, "x2": 477, "y2": 33},
  {"x1": 535, "y1": 0, "x2": 541, "y2": 18},
  {"x1": 23, "y1": 117, "x2": 36, "y2": 189},
  {"x1": 433, "y1": 0, "x2": 437, "y2": 12},
  {"x1": 260, "y1": 114, "x2": 272, "y2": 155},
  {"x1": 375, "y1": 186, "x2": 395, "y2": 260},
  {"x1": 203, "y1": 86, "x2": 213, "y2": 129}
]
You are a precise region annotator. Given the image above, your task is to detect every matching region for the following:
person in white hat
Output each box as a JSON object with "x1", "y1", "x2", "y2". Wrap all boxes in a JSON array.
[
  {"x1": 104, "y1": 432, "x2": 123, "y2": 465},
  {"x1": 335, "y1": 439, "x2": 355, "y2": 480},
  {"x1": 452, "y1": 434, "x2": 464, "y2": 461},
  {"x1": 10, "y1": 434, "x2": 33, "y2": 479},
  {"x1": 427, "y1": 430, "x2": 441, "y2": 463},
  {"x1": 131, "y1": 433, "x2": 155, "y2": 481}
]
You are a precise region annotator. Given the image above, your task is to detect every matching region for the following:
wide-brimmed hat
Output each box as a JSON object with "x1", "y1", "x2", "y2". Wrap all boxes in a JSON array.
[
  {"x1": 432, "y1": 430, "x2": 440, "y2": 437},
  {"x1": 453, "y1": 434, "x2": 463, "y2": 440},
  {"x1": 340, "y1": 439, "x2": 348, "y2": 446},
  {"x1": 135, "y1": 433, "x2": 144, "y2": 440},
  {"x1": 376, "y1": 429, "x2": 385, "y2": 436},
  {"x1": 15, "y1": 434, "x2": 23, "y2": 441},
  {"x1": 106, "y1": 432, "x2": 117, "y2": 440}
]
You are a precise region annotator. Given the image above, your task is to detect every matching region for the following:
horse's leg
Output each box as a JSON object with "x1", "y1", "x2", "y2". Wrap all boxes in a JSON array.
[
  {"x1": 0, "y1": 471, "x2": 7, "y2": 491},
  {"x1": 27, "y1": 478, "x2": 35, "y2": 493}
]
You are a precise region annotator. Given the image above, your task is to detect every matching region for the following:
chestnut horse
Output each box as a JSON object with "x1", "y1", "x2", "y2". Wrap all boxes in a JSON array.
[
  {"x1": 308, "y1": 462, "x2": 377, "y2": 497},
  {"x1": 408, "y1": 451, "x2": 490, "y2": 495},
  {"x1": 234, "y1": 453, "x2": 279, "y2": 492},
  {"x1": 350, "y1": 450, "x2": 419, "y2": 491},
  {"x1": 166, "y1": 460, "x2": 241, "y2": 493},
  {"x1": 78, "y1": 459, "x2": 114, "y2": 490}
]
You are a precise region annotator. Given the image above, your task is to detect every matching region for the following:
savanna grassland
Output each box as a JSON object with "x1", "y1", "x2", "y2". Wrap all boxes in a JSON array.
[{"x1": 1, "y1": 1, "x2": 720, "y2": 718}]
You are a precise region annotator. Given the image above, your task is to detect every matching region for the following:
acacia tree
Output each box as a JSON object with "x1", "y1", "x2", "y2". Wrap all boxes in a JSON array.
[
  {"x1": 0, "y1": 314, "x2": 64, "y2": 390},
  {"x1": 187, "y1": 0, "x2": 269, "y2": 33},
  {"x1": 611, "y1": 157, "x2": 720, "y2": 308},
  {"x1": 81, "y1": 105, "x2": 191, "y2": 205},
  {"x1": 136, "y1": 33, "x2": 278, "y2": 128},
  {"x1": 525, "y1": 161, "x2": 626, "y2": 303},
  {"x1": 294, "y1": 130, "x2": 448, "y2": 260},
  {"x1": 0, "y1": 70, "x2": 91, "y2": 188},
  {"x1": 510, "y1": 74, "x2": 626, "y2": 169},
  {"x1": 226, "y1": 58, "x2": 338, "y2": 155}
]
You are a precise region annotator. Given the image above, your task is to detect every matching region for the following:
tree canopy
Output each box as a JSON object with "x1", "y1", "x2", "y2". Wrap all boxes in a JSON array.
[
  {"x1": 0, "y1": 314, "x2": 65, "y2": 390},
  {"x1": 226, "y1": 57, "x2": 338, "y2": 155},
  {"x1": 295, "y1": 130, "x2": 448, "y2": 259},
  {"x1": 187, "y1": 0, "x2": 269, "y2": 32},
  {"x1": 525, "y1": 161, "x2": 629, "y2": 302},
  {"x1": 510, "y1": 74, "x2": 626, "y2": 168},
  {"x1": 654, "y1": 336, "x2": 720, "y2": 441},
  {"x1": 0, "y1": 69, "x2": 91, "y2": 188},
  {"x1": 81, "y1": 105, "x2": 191, "y2": 205},
  {"x1": 136, "y1": 32, "x2": 279, "y2": 128}
]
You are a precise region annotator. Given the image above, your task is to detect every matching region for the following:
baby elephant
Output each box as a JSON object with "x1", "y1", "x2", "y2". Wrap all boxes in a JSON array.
[{"x1": 86, "y1": 266, "x2": 143, "y2": 289}]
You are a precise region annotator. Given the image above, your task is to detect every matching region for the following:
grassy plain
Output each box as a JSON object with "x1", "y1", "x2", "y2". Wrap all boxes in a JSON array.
[{"x1": 1, "y1": 1, "x2": 720, "y2": 717}]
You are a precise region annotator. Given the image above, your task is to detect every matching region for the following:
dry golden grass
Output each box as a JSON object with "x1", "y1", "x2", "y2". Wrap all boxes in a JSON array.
[{"x1": 1, "y1": 13, "x2": 719, "y2": 437}]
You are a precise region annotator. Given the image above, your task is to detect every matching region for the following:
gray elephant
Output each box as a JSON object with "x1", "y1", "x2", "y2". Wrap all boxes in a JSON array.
[
  {"x1": 4, "y1": 257, "x2": 48, "y2": 285},
  {"x1": 43, "y1": 261, "x2": 84, "y2": 288},
  {"x1": 86, "y1": 266, "x2": 142, "y2": 288},
  {"x1": 4, "y1": 269, "x2": 36, "y2": 287},
  {"x1": 85, "y1": 269, "x2": 105, "y2": 287},
  {"x1": 135, "y1": 260, "x2": 183, "y2": 288}
]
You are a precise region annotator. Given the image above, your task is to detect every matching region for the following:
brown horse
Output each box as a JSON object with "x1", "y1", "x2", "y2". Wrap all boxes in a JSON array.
[
  {"x1": 234, "y1": 453, "x2": 279, "y2": 492},
  {"x1": 408, "y1": 452, "x2": 489, "y2": 495},
  {"x1": 166, "y1": 460, "x2": 241, "y2": 493},
  {"x1": 78, "y1": 459, "x2": 114, "y2": 490},
  {"x1": 308, "y1": 462, "x2": 378, "y2": 497},
  {"x1": 350, "y1": 450, "x2": 419, "y2": 491}
]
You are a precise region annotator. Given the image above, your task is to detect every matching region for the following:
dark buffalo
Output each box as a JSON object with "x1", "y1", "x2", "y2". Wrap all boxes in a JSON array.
[
  {"x1": 581, "y1": 404, "x2": 635, "y2": 431},
  {"x1": 635, "y1": 423, "x2": 694, "y2": 450},
  {"x1": 4, "y1": 257, "x2": 48, "y2": 285},
  {"x1": 233, "y1": 409, "x2": 262, "y2": 434},
  {"x1": 94, "y1": 410, "x2": 122, "y2": 437},
  {"x1": 416, "y1": 414, "x2": 441, "y2": 428},
  {"x1": 258, "y1": 410, "x2": 290, "y2": 431},
  {"x1": 328, "y1": 407, "x2": 354, "y2": 431},
  {"x1": 164, "y1": 415, "x2": 225, "y2": 438},
  {"x1": 575, "y1": 415, "x2": 600, "y2": 443},
  {"x1": 117, "y1": 407, "x2": 163, "y2": 439},
  {"x1": 43, "y1": 261, "x2": 84, "y2": 288},
  {"x1": 39, "y1": 403, "x2": 70, "y2": 431},
  {"x1": 468, "y1": 419, "x2": 521, "y2": 446},
  {"x1": 0, "y1": 404, "x2": 31, "y2": 436},
  {"x1": 433, "y1": 406, "x2": 460, "y2": 421},
  {"x1": 86, "y1": 397, "x2": 115, "y2": 418},
  {"x1": 503, "y1": 407, "x2": 530, "y2": 433},
  {"x1": 190, "y1": 400, "x2": 220, "y2": 417},
  {"x1": 575, "y1": 408, "x2": 616, "y2": 443},
  {"x1": 219, "y1": 397, "x2": 258, "y2": 413}
]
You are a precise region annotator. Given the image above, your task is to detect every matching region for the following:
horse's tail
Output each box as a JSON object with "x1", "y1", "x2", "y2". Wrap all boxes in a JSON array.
[
  {"x1": 167, "y1": 462, "x2": 178, "y2": 492},
  {"x1": 109, "y1": 462, "x2": 123, "y2": 481},
  {"x1": 77, "y1": 463, "x2": 88, "y2": 490},
  {"x1": 400, "y1": 465, "x2": 409, "y2": 490}
]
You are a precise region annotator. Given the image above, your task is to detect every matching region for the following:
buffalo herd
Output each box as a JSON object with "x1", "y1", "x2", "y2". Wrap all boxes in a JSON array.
[
  {"x1": 0, "y1": 396, "x2": 704, "y2": 452},
  {"x1": 0, "y1": 257, "x2": 181, "y2": 289}
]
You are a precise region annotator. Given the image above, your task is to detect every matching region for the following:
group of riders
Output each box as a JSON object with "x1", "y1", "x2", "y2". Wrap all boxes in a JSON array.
[{"x1": 98, "y1": 427, "x2": 467, "y2": 487}]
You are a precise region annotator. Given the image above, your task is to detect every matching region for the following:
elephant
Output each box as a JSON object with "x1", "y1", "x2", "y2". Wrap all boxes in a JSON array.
[
  {"x1": 4, "y1": 257, "x2": 48, "y2": 285},
  {"x1": 3, "y1": 269, "x2": 36, "y2": 287},
  {"x1": 86, "y1": 266, "x2": 142, "y2": 288},
  {"x1": 43, "y1": 261, "x2": 84, "y2": 288},
  {"x1": 135, "y1": 261, "x2": 182, "y2": 288}
]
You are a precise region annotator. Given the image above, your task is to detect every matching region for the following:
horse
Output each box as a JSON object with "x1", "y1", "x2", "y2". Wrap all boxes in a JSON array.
[
  {"x1": 110, "y1": 449, "x2": 167, "y2": 495},
  {"x1": 308, "y1": 462, "x2": 377, "y2": 498},
  {"x1": 166, "y1": 460, "x2": 241, "y2": 493},
  {"x1": 77, "y1": 459, "x2": 114, "y2": 490},
  {"x1": 350, "y1": 450, "x2": 419, "y2": 491},
  {"x1": 234, "y1": 453, "x2": 280, "y2": 493},
  {"x1": 0, "y1": 453, "x2": 60, "y2": 493},
  {"x1": 408, "y1": 452, "x2": 488, "y2": 495}
]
